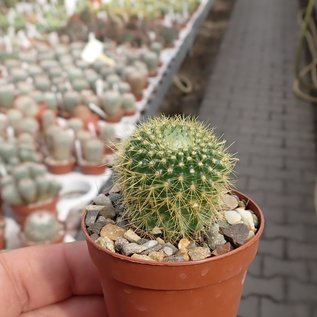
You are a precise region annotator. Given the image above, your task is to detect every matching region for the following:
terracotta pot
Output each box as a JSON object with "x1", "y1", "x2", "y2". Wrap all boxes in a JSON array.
[
  {"x1": 105, "y1": 113, "x2": 123, "y2": 123},
  {"x1": 82, "y1": 190, "x2": 265, "y2": 317},
  {"x1": 45, "y1": 157, "x2": 76, "y2": 174},
  {"x1": 79, "y1": 163, "x2": 107, "y2": 175},
  {"x1": 11, "y1": 197, "x2": 58, "y2": 226},
  {"x1": 124, "y1": 109, "x2": 137, "y2": 117}
]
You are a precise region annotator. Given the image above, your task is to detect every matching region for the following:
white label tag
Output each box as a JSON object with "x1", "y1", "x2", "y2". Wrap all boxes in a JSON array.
[
  {"x1": 81, "y1": 38, "x2": 104, "y2": 63},
  {"x1": 65, "y1": 0, "x2": 78, "y2": 16}
]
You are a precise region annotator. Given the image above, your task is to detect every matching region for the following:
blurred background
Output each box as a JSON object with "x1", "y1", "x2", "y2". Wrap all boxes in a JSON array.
[{"x1": 0, "y1": 0, "x2": 317, "y2": 316}]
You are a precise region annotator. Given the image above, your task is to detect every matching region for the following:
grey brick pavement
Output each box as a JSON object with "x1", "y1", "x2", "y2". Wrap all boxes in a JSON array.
[{"x1": 199, "y1": 0, "x2": 317, "y2": 315}]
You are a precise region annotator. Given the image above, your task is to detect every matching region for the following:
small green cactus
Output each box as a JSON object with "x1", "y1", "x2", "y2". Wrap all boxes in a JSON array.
[
  {"x1": 72, "y1": 79, "x2": 90, "y2": 92},
  {"x1": 122, "y1": 93, "x2": 136, "y2": 114},
  {"x1": 10, "y1": 68, "x2": 28, "y2": 82},
  {"x1": 7, "y1": 109, "x2": 22, "y2": 130},
  {"x1": 150, "y1": 42, "x2": 162, "y2": 57},
  {"x1": 101, "y1": 90, "x2": 122, "y2": 117},
  {"x1": 62, "y1": 91, "x2": 81, "y2": 113},
  {"x1": 51, "y1": 130, "x2": 74, "y2": 162},
  {"x1": 68, "y1": 118, "x2": 83, "y2": 134},
  {"x1": 81, "y1": 137, "x2": 104, "y2": 164},
  {"x1": 34, "y1": 75, "x2": 51, "y2": 92},
  {"x1": 18, "y1": 118, "x2": 39, "y2": 135},
  {"x1": 14, "y1": 96, "x2": 38, "y2": 117},
  {"x1": 142, "y1": 50, "x2": 159, "y2": 75},
  {"x1": 0, "y1": 85, "x2": 15, "y2": 109},
  {"x1": 1, "y1": 163, "x2": 61, "y2": 206},
  {"x1": 118, "y1": 81, "x2": 131, "y2": 94},
  {"x1": 0, "y1": 142, "x2": 18, "y2": 163},
  {"x1": 43, "y1": 93, "x2": 58, "y2": 111},
  {"x1": 23, "y1": 211, "x2": 63, "y2": 243},
  {"x1": 28, "y1": 65, "x2": 43, "y2": 78},
  {"x1": 114, "y1": 116, "x2": 236, "y2": 242},
  {"x1": 99, "y1": 123, "x2": 116, "y2": 147}
]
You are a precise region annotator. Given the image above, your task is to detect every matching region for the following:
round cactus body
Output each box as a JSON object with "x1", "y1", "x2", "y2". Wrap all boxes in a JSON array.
[
  {"x1": 7, "y1": 109, "x2": 22, "y2": 129},
  {"x1": 34, "y1": 75, "x2": 51, "y2": 92},
  {"x1": 14, "y1": 96, "x2": 38, "y2": 117},
  {"x1": 101, "y1": 90, "x2": 122, "y2": 116},
  {"x1": 0, "y1": 85, "x2": 15, "y2": 109},
  {"x1": 122, "y1": 93, "x2": 136, "y2": 112},
  {"x1": 68, "y1": 118, "x2": 84, "y2": 133},
  {"x1": 52, "y1": 130, "x2": 74, "y2": 162},
  {"x1": 118, "y1": 81, "x2": 131, "y2": 94},
  {"x1": 63, "y1": 91, "x2": 81, "y2": 113},
  {"x1": 10, "y1": 68, "x2": 28, "y2": 82},
  {"x1": 150, "y1": 42, "x2": 162, "y2": 57},
  {"x1": 18, "y1": 118, "x2": 39, "y2": 135},
  {"x1": 82, "y1": 138, "x2": 104, "y2": 164},
  {"x1": 18, "y1": 178, "x2": 37, "y2": 204},
  {"x1": 114, "y1": 116, "x2": 236, "y2": 242},
  {"x1": 23, "y1": 211, "x2": 63, "y2": 243},
  {"x1": 28, "y1": 65, "x2": 43, "y2": 77},
  {"x1": 142, "y1": 51, "x2": 159, "y2": 74}
]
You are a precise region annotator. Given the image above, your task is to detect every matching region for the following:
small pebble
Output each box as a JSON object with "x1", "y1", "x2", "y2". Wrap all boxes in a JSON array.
[
  {"x1": 178, "y1": 238, "x2": 191, "y2": 251},
  {"x1": 94, "y1": 194, "x2": 112, "y2": 206},
  {"x1": 96, "y1": 236, "x2": 115, "y2": 252},
  {"x1": 124, "y1": 229, "x2": 141, "y2": 242},
  {"x1": 225, "y1": 210, "x2": 242, "y2": 225},
  {"x1": 109, "y1": 183, "x2": 121, "y2": 193},
  {"x1": 222, "y1": 223, "x2": 249, "y2": 246},
  {"x1": 164, "y1": 255, "x2": 186, "y2": 262},
  {"x1": 148, "y1": 250, "x2": 165, "y2": 262},
  {"x1": 109, "y1": 193, "x2": 121, "y2": 206},
  {"x1": 251, "y1": 212, "x2": 259, "y2": 228},
  {"x1": 156, "y1": 237, "x2": 165, "y2": 244},
  {"x1": 131, "y1": 254, "x2": 153, "y2": 261},
  {"x1": 90, "y1": 233, "x2": 99, "y2": 241},
  {"x1": 115, "y1": 237, "x2": 129, "y2": 252},
  {"x1": 100, "y1": 224, "x2": 126, "y2": 241},
  {"x1": 137, "y1": 238, "x2": 150, "y2": 245},
  {"x1": 212, "y1": 242, "x2": 233, "y2": 256},
  {"x1": 150, "y1": 227, "x2": 162, "y2": 235},
  {"x1": 237, "y1": 209, "x2": 255, "y2": 231},
  {"x1": 188, "y1": 246, "x2": 211, "y2": 261},
  {"x1": 87, "y1": 222, "x2": 105, "y2": 235},
  {"x1": 85, "y1": 210, "x2": 99, "y2": 226},
  {"x1": 222, "y1": 193, "x2": 239, "y2": 209},
  {"x1": 162, "y1": 246, "x2": 174, "y2": 256},
  {"x1": 247, "y1": 230, "x2": 255, "y2": 241},
  {"x1": 122, "y1": 243, "x2": 147, "y2": 256}
]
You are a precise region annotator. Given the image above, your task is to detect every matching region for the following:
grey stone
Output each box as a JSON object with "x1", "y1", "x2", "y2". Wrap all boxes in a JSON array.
[
  {"x1": 114, "y1": 237, "x2": 129, "y2": 252},
  {"x1": 86, "y1": 204, "x2": 115, "y2": 219},
  {"x1": 85, "y1": 209, "x2": 99, "y2": 226},
  {"x1": 97, "y1": 236, "x2": 115, "y2": 252},
  {"x1": 137, "y1": 238, "x2": 150, "y2": 245},
  {"x1": 141, "y1": 242, "x2": 162, "y2": 255},
  {"x1": 94, "y1": 194, "x2": 112, "y2": 206},
  {"x1": 164, "y1": 255, "x2": 186, "y2": 262},
  {"x1": 116, "y1": 216, "x2": 129, "y2": 228},
  {"x1": 90, "y1": 233, "x2": 99, "y2": 241},
  {"x1": 206, "y1": 224, "x2": 227, "y2": 250},
  {"x1": 109, "y1": 192, "x2": 122, "y2": 205},
  {"x1": 122, "y1": 242, "x2": 147, "y2": 256},
  {"x1": 87, "y1": 222, "x2": 105, "y2": 235},
  {"x1": 188, "y1": 246, "x2": 211, "y2": 261},
  {"x1": 222, "y1": 223, "x2": 249, "y2": 246},
  {"x1": 162, "y1": 246, "x2": 175, "y2": 256},
  {"x1": 123, "y1": 229, "x2": 141, "y2": 242}
]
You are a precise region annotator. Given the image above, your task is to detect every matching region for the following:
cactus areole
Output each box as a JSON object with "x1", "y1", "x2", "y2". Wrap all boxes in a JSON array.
[{"x1": 114, "y1": 116, "x2": 236, "y2": 242}]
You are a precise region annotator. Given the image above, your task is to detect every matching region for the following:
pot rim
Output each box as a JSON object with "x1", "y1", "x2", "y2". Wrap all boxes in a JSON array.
[{"x1": 82, "y1": 189, "x2": 265, "y2": 267}]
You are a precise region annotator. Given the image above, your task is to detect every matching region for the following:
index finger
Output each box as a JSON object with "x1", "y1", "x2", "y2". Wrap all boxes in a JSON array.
[{"x1": 0, "y1": 241, "x2": 102, "y2": 316}]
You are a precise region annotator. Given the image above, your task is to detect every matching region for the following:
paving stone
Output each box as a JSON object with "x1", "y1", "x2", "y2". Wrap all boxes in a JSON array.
[
  {"x1": 238, "y1": 296, "x2": 260, "y2": 317},
  {"x1": 288, "y1": 280, "x2": 317, "y2": 302},
  {"x1": 263, "y1": 256, "x2": 308, "y2": 282},
  {"x1": 260, "y1": 298, "x2": 311, "y2": 317},
  {"x1": 243, "y1": 274, "x2": 285, "y2": 301}
]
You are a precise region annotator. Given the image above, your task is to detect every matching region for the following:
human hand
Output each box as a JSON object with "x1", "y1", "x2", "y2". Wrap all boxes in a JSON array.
[{"x1": 0, "y1": 241, "x2": 106, "y2": 317}]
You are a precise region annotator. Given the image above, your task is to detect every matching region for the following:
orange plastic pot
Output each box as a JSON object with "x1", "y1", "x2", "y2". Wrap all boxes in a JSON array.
[
  {"x1": 11, "y1": 197, "x2": 58, "y2": 226},
  {"x1": 45, "y1": 157, "x2": 76, "y2": 174},
  {"x1": 79, "y1": 163, "x2": 107, "y2": 175},
  {"x1": 82, "y1": 191, "x2": 264, "y2": 317}
]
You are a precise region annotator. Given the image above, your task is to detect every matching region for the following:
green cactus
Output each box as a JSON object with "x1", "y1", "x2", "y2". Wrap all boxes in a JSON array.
[
  {"x1": 7, "y1": 109, "x2": 22, "y2": 130},
  {"x1": 150, "y1": 42, "x2": 162, "y2": 57},
  {"x1": 99, "y1": 123, "x2": 116, "y2": 147},
  {"x1": 51, "y1": 130, "x2": 74, "y2": 162},
  {"x1": 68, "y1": 118, "x2": 83, "y2": 134},
  {"x1": 28, "y1": 65, "x2": 43, "y2": 78},
  {"x1": 142, "y1": 51, "x2": 159, "y2": 75},
  {"x1": 113, "y1": 116, "x2": 236, "y2": 242},
  {"x1": 0, "y1": 85, "x2": 15, "y2": 109},
  {"x1": 67, "y1": 67, "x2": 83, "y2": 81},
  {"x1": 18, "y1": 178, "x2": 37, "y2": 204},
  {"x1": 62, "y1": 91, "x2": 81, "y2": 113},
  {"x1": 122, "y1": 93, "x2": 136, "y2": 114},
  {"x1": 72, "y1": 78, "x2": 90, "y2": 92},
  {"x1": 85, "y1": 69, "x2": 99, "y2": 89},
  {"x1": 34, "y1": 75, "x2": 51, "y2": 92},
  {"x1": 1, "y1": 163, "x2": 61, "y2": 206},
  {"x1": 17, "y1": 82, "x2": 34, "y2": 95},
  {"x1": 82, "y1": 138, "x2": 104, "y2": 164},
  {"x1": 0, "y1": 142, "x2": 18, "y2": 163},
  {"x1": 18, "y1": 118, "x2": 39, "y2": 135},
  {"x1": 18, "y1": 143, "x2": 39, "y2": 163},
  {"x1": 10, "y1": 68, "x2": 28, "y2": 82},
  {"x1": 106, "y1": 74, "x2": 121, "y2": 89},
  {"x1": 118, "y1": 81, "x2": 131, "y2": 94},
  {"x1": 40, "y1": 60, "x2": 59, "y2": 71},
  {"x1": 14, "y1": 96, "x2": 38, "y2": 117},
  {"x1": 23, "y1": 211, "x2": 63, "y2": 243},
  {"x1": 101, "y1": 90, "x2": 122, "y2": 116},
  {"x1": 43, "y1": 93, "x2": 58, "y2": 111}
]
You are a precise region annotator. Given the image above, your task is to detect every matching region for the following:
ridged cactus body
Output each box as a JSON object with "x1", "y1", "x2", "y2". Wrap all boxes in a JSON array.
[
  {"x1": 114, "y1": 116, "x2": 236, "y2": 242},
  {"x1": 82, "y1": 138, "x2": 104, "y2": 164},
  {"x1": 24, "y1": 211, "x2": 63, "y2": 243}
]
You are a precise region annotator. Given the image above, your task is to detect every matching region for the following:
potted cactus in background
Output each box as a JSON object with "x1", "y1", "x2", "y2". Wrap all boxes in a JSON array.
[
  {"x1": 1, "y1": 162, "x2": 61, "y2": 225},
  {"x1": 78, "y1": 136, "x2": 107, "y2": 175},
  {"x1": 19, "y1": 210, "x2": 65, "y2": 246},
  {"x1": 82, "y1": 116, "x2": 265, "y2": 317},
  {"x1": 44, "y1": 127, "x2": 75, "y2": 174},
  {"x1": 0, "y1": 209, "x2": 5, "y2": 251},
  {"x1": 101, "y1": 90, "x2": 123, "y2": 123}
]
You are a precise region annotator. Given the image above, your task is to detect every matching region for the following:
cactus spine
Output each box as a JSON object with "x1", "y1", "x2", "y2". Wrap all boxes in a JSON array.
[{"x1": 114, "y1": 116, "x2": 236, "y2": 242}]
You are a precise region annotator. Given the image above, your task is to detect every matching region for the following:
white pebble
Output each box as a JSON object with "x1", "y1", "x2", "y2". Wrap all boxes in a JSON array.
[
  {"x1": 237, "y1": 209, "x2": 255, "y2": 231},
  {"x1": 225, "y1": 210, "x2": 242, "y2": 225}
]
